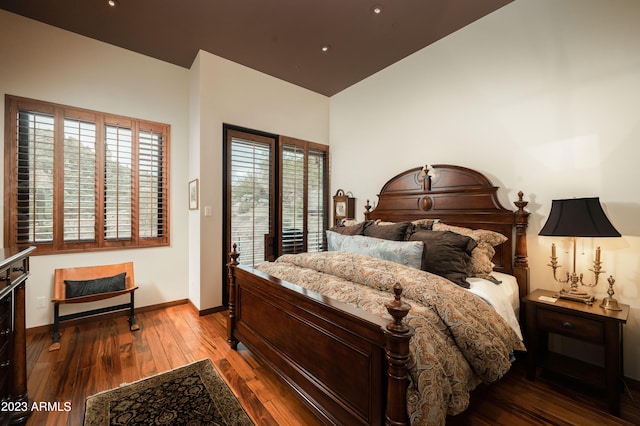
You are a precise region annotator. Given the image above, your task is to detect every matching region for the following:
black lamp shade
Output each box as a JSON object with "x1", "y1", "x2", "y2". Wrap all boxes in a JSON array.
[{"x1": 539, "y1": 197, "x2": 620, "y2": 237}]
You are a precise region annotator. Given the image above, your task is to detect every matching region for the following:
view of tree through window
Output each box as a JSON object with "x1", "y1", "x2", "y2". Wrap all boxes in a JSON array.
[
  {"x1": 4, "y1": 95, "x2": 170, "y2": 254},
  {"x1": 230, "y1": 137, "x2": 272, "y2": 267},
  {"x1": 63, "y1": 118, "x2": 97, "y2": 242}
]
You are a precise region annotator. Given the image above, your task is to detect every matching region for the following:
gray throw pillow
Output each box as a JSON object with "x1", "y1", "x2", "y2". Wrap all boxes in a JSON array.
[
  {"x1": 364, "y1": 221, "x2": 413, "y2": 241},
  {"x1": 408, "y1": 230, "x2": 476, "y2": 288},
  {"x1": 65, "y1": 272, "x2": 127, "y2": 298},
  {"x1": 329, "y1": 221, "x2": 370, "y2": 235}
]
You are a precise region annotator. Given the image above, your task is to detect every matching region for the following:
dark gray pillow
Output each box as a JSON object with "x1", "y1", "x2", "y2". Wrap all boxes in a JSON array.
[
  {"x1": 329, "y1": 221, "x2": 370, "y2": 236},
  {"x1": 65, "y1": 272, "x2": 127, "y2": 298},
  {"x1": 408, "y1": 230, "x2": 477, "y2": 288},
  {"x1": 364, "y1": 221, "x2": 413, "y2": 241}
]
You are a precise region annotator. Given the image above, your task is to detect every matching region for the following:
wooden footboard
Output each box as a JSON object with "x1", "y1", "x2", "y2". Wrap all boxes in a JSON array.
[{"x1": 227, "y1": 246, "x2": 413, "y2": 426}]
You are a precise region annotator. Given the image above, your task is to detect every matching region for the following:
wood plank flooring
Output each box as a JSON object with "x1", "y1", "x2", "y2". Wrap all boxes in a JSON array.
[{"x1": 23, "y1": 303, "x2": 640, "y2": 425}]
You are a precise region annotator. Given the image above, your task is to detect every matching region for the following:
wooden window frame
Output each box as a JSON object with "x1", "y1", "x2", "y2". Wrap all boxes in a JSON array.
[{"x1": 3, "y1": 95, "x2": 170, "y2": 255}]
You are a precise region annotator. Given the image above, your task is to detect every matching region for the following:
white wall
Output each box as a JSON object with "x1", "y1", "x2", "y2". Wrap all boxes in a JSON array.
[
  {"x1": 0, "y1": 10, "x2": 191, "y2": 327},
  {"x1": 189, "y1": 50, "x2": 329, "y2": 310},
  {"x1": 330, "y1": 0, "x2": 640, "y2": 380}
]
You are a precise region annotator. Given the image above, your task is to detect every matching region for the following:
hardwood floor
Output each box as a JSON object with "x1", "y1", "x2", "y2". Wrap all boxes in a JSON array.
[
  {"x1": 23, "y1": 303, "x2": 640, "y2": 425},
  {"x1": 24, "y1": 303, "x2": 321, "y2": 426}
]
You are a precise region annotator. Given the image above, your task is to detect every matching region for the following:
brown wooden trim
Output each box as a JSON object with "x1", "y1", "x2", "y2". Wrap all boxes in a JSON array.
[
  {"x1": 182, "y1": 295, "x2": 224, "y2": 317},
  {"x1": 26, "y1": 298, "x2": 189, "y2": 336},
  {"x1": 192, "y1": 302, "x2": 226, "y2": 317}
]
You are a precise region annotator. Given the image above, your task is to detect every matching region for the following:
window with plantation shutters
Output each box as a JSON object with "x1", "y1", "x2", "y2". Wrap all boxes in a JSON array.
[
  {"x1": 306, "y1": 147, "x2": 327, "y2": 252},
  {"x1": 227, "y1": 130, "x2": 274, "y2": 267},
  {"x1": 104, "y1": 124, "x2": 133, "y2": 241},
  {"x1": 138, "y1": 129, "x2": 166, "y2": 239},
  {"x1": 63, "y1": 117, "x2": 97, "y2": 242},
  {"x1": 224, "y1": 126, "x2": 328, "y2": 285},
  {"x1": 279, "y1": 138, "x2": 328, "y2": 255},
  {"x1": 280, "y1": 143, "x2": 305, "y2": 254},
  {"x1": 4, "y1": 95, "x2": 170, "y2": 254}
]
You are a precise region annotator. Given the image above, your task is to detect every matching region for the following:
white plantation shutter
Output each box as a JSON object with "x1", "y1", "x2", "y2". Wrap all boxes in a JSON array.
[
  {"x1": 280, "y1": 139, "x2": 328, "y2": 254},
  {"x1": 306, "y1": 148, "x2": 327, "y2": 252},
  {"x1": 230, "y1": 136, "x2": 273, "y2": 267},
  {"x1": 104, "y1": 125, "x2": 133, "y2": 240},
  {"x1": 63, "y1": 118, "x2": 96, "y2": 242},
  {"x1": 138, "y1": 129, "x2": 165, "y2": 238},
  {"x1": 281, "y1": 143, "x2": 305, "y2": 254},
  {"x1": 16, "y1": 110, "x2": 55, "y2": 244}
]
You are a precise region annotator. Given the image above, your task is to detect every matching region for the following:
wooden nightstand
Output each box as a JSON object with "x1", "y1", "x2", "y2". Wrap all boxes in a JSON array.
[{"x1": 522, "y1": 289, "x2": 630, "y2": 416}]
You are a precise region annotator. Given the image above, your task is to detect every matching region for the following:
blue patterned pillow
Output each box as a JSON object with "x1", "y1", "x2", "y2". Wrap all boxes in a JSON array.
[{"x1": 326, "y1": 231, "x2": 424, "y2": 270}]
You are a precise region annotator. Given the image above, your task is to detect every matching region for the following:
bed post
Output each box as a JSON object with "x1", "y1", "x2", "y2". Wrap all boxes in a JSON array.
[
  {"x1": 227, "y1": 244, "x2": 239, "y2": 349},
  {"x1": 364, "y1": 199, "x2": 372, "y2": 221},
  {"x1": 383, "y1": 283, "x2": 414, "y2": 426},
  {"x1": 513, "y1": 191, "x2": 530, "y2": 299}
]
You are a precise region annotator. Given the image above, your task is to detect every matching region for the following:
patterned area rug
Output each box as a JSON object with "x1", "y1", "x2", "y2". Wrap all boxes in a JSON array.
[{"x1": 84, "y1": 359, "x2": 254, "y2": 425}]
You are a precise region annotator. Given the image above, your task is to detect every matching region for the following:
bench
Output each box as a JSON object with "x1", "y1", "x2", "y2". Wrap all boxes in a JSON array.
[{"x1": 49, "y1": 262, "x2": 139, "y2": 351}]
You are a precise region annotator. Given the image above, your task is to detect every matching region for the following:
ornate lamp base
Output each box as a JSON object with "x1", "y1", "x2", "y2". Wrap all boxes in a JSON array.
[{"x1": 555, "y1": 287, "x2": 594, "y2": 305}]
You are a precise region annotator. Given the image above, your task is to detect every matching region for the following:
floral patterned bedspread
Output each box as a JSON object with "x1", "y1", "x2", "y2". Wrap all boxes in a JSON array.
[{"x1": 256, "y1": 251, "x2": 525, "y2": 425}]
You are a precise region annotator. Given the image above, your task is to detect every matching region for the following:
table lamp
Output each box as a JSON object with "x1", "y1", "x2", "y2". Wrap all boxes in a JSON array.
[{"x1": 539, "y1": 197, "x2": 621, "y2": 306}]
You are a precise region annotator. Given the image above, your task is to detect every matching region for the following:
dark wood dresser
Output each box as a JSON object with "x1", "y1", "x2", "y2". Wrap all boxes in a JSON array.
[{"x1": 0, "y1": 247, "x2": 35, "y2": 425}]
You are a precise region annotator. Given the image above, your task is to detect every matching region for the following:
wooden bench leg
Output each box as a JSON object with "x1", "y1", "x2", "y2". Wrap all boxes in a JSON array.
[
  {"x1": 128, "y1": 291, "x2": 140, "y2": 331},
  {"x1": 49, "y1": 303, "x2": 61, "y2": 352}
]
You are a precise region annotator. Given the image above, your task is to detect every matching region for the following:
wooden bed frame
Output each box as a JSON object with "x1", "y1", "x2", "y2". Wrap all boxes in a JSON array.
[{"x1": 227, "y1": 164, "x2": 530, "y2": 425}]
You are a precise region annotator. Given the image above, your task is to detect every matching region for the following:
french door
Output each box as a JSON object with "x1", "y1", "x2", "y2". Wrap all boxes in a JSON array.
[
  {"x1": 226, "y1": 129, "x2": 276, "y2": 267},
  {"x1": 223, "y1": 126, "x2": 329, "y2": 303}
]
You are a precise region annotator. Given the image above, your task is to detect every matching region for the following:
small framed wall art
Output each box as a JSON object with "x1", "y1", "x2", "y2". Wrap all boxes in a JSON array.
[{"x1": 189, "y1": 179, "x2": 199, "y2": 210}]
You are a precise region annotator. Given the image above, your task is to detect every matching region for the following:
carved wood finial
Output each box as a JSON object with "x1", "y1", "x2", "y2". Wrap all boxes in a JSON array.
[
  {"x1": 364, "y1": 199, "x2": 372, "y2": 220},
  {"x1": 228, "y1": 243, "x2": 240, "y2": 266},
  {"x1": 385, "y1": 282, "x2": 411, "y2": 333},
  {"x1": 514, "y1": 191, "x2": 528, "y2": 213}
]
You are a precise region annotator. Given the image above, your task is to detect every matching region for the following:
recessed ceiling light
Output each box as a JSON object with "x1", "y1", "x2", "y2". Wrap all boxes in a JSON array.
[
  {"x1": 321, "y1": 45, "x2": 330, "y2": 52},
  {"x1": 108, "y1": 0, "x2": 118, "y2": 6},
  {"x1": 371, "y1": 5, "x2": 383, "y2": 15}
]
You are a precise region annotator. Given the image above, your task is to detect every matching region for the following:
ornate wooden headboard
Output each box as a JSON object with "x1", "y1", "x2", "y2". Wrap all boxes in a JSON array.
[{"x1": 364, "y1": 164, "x2": 530, "y2": 297}]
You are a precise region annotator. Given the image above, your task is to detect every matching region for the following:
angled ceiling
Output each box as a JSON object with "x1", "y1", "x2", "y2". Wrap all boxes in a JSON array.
[{"x1": 0, "y1": 0, "x2": 512, "y2": 96}]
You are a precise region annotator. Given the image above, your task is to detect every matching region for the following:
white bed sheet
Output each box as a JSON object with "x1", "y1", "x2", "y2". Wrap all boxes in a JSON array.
[{"x1": 465, "y1": 272, "x2": 522, "y2": 340}]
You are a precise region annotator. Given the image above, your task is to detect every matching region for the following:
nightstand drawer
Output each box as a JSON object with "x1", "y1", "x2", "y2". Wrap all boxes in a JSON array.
[{"x1": 537, "y1": 308, "x2": 604, "y2": 344}]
